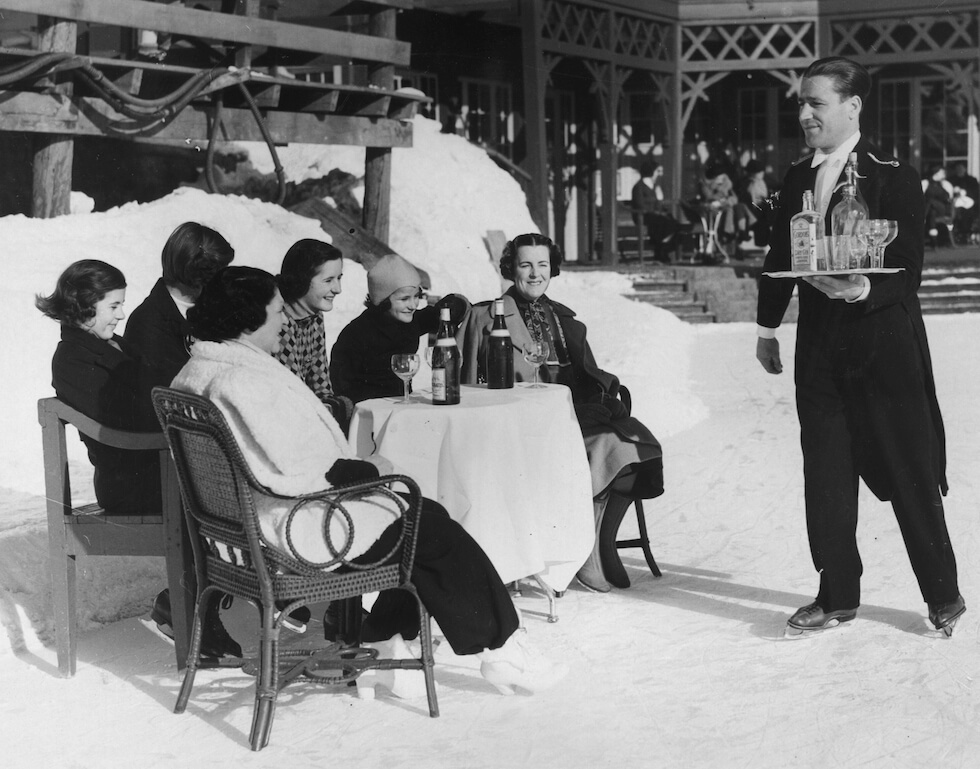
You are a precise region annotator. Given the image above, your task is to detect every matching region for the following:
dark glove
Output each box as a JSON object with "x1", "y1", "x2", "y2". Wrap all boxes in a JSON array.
[
  {"x1": 435, "y1": 293, "x2": 470, "y2": 324},
  {"x1": 325, "y1": 459, "x2": 380, "y2": 487},
  {"x1": 588, "y1": 392, "x2": 629, "y2": 421}
]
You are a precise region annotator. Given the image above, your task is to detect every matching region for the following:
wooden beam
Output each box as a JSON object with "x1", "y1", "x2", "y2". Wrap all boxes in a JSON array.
[
  {"x1": 32, "y1": 15, "x2": 76, "y2": 219},
  {"x1": 362, "y1": 6, "x2": 395, "y2": 243},
  {"x1": 0, "y1": 0, "x2": 411, "y2": 66},
  {"x1": 520, "y1": 0, "x2": 549, "y2": 235},
  {"x1": 0, "y1": 91, "x2": 414, "y2": 147}
]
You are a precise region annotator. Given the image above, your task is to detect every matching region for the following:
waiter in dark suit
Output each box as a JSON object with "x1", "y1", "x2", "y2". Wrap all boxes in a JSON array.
[{"x1": 755, "y1": 57, "x2": 965, "y2": 637}]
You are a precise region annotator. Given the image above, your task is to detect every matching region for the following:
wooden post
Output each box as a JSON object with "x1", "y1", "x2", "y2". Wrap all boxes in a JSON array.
[
  {"x1": 32, "y1": 16, "x2": 76, "y2": 219},
  {"x1": 520, "y1": 0, "x2": 550, "y2": 236},
  {"x1": 363, "y1": 8, "x2": 396, "y2": 244}
]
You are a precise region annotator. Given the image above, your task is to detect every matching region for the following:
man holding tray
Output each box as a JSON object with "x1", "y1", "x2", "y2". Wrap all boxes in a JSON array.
[{"x1": 755, "y1": 56, "x2": 965, "y2": 637}]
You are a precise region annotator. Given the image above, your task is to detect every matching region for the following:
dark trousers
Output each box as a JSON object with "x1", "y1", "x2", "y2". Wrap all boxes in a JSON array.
[
  {"x1": 355, "y1": 498, "x2": 519, "y2": 656},
  {"x1": 796, "y1": 341, "x2": 959, "y2": 610}
]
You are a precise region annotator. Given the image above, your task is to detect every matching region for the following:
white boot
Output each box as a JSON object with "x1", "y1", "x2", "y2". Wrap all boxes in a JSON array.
[
  {"x1": 364, "y1": 634, "x2": 428, "y2": 699},
  {"x1": 479, "y1": 629, "x2": 569, "y2": 695}
]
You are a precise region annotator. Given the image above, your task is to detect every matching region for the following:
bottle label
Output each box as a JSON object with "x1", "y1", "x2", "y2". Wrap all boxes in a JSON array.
[
  {"x1": 490, "y1": 329, "x2": 510, "y2": 337},
  {"x1": 435, "y1": 337, "x2": 456, "y2": 347},
  {"x1": 431, "y1": 368, "x2": 447, "y2": 400},
  {"x1": 791, "y1": 220, "x2": 816, "y2": 271}
]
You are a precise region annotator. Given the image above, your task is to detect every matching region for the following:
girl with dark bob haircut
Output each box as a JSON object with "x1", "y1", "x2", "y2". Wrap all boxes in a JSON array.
[
  {"x1": 278, "y1": 239, "x2": 342, "y2": 303},
  {"x1": 36, "y1": 259, "x2": 126, "y2": 327},
  {"x1": 161, "y1": 221, "x2": 235, "y2": 293},
  {"x1": 499, "y1": 232, "x2": 563, "y2": 280},
  {"x1": 36, "y1": 260, "x2": 161, "y2": 518},
  {"x1": 188, "y1": 266, "x2": 279, "y2": 342}
]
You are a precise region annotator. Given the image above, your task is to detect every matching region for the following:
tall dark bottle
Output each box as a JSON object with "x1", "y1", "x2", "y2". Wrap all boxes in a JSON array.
[
  {"x1": 431, "y1": 307, "x2": 461, "y2": 405},
  {"x1": 486, "y1": 299, "x2": 514, "y2": 389}
]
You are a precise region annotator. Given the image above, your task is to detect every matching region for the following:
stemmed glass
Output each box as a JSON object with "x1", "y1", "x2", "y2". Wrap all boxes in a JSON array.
[
  {"x1": 863, "y1": 219, "x2": 889, "y2": 269},
  {"x1": 522, "y1": 339, "x2": 549, "y2": 388},
  {"x1": 390, "y1": 353, "x2": 420, "y2": 404}
]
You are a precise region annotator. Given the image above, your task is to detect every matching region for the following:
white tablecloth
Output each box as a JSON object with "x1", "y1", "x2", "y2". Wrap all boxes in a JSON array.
[{"x1": 349, "y1": 384, "x2": 594, "y2": 591}]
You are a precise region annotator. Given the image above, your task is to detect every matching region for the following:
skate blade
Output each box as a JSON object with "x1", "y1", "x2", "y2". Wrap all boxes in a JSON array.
[{"x1": 784, "y1": 617, "x2": 850, "y2": 638}]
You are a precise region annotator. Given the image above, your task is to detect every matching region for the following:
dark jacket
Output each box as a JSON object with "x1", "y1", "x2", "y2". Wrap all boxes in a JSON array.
[
  {"x1": 123, "y1": 278, "x2": 192, "y2": 388},
  {"x1": 51, "y1": 326, "x2": 162, "y2": 514},
  {"x1": 330, "y1": 296, "x2": 468, "y2": 403},
  {"x1": 757, "y1": 136, "x2": 947, "y2": 497}
]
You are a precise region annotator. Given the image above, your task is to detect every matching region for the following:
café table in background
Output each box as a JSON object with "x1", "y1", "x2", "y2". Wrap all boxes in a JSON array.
[{"x1": 349, "y1": 383, "x2": 594, "y2": 617}]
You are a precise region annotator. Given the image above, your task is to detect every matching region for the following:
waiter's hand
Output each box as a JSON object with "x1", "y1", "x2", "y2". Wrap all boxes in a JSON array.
[
  {"x1": 756, "y1": 337, "x2": 782, "y2": 374},
  {"x1": 803, "y1": 274, "x2": 867, "y2": 301}
]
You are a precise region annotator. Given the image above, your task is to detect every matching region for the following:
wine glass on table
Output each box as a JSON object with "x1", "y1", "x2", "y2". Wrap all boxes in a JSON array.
[
  {"x1": 522, "y1": 339, "x2": 549, "y2": 389},
  {"x1": 390, "y1": 353, "x2": 420, "y2": 404}
]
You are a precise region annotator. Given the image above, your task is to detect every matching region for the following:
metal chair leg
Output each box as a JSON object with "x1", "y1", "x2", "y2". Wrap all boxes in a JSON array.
[{"x1": 531, "y1": 573, "x2": 558, "y2": 623}]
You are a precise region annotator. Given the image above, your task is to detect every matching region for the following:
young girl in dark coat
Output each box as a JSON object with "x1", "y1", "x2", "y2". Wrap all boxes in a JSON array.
[
  {"x1": 330, "y1": 254, "x2": 468, "y2": 403},
  {"x1": 36, "y1": 260, "x2": 161, "y2": 515}
]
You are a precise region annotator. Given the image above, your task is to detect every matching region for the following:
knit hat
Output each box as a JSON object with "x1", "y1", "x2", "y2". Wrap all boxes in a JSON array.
[{"x1": 367, "y1": 254, "x2": 422, "y2": 305}]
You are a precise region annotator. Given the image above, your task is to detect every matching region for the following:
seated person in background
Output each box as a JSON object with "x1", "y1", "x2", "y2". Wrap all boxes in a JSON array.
[
  {"x1": 700, "y1": 162, "x2": 756, "y2": 255},
  {"x1": 459, "y1": 234, "x2": 664, "y2": 593},
  {"x1": 36, "y1": 260, "x2": 161, "y2": 515},
  {"x1": 173, "y1": 266, "x2": 567, "y2": 695},
  {"x1": 922, "y1": 164, "x2": 954, "y2": 247},
  {"x1": 330, "y1": 254, "x2": 468, "y2": 403},
  {"x1": 123, "y1": 221, "x2": 240, "y2": 659},
  {"x1": 738, "y1": 159, "x2": 771, "y2": 248},
  {"x1": 275, "y1": 238, "x2": 353, "y2": 432},
  {"x1": 631, "y1": 160, "x2": 680, "y2": 263}
]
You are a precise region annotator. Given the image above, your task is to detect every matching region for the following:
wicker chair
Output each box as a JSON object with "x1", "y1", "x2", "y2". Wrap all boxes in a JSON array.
[{"x1": 151, "y1": 387, "x2": 439, "y2": 751}]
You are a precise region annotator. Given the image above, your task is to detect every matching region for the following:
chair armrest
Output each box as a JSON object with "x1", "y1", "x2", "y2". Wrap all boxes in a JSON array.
[{"x1": 38, "y1": 397, "x2": 168, "y2": 451}]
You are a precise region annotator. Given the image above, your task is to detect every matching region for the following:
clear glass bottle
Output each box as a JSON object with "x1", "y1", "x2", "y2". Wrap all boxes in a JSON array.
[
  {"x1": 830, "y1": 152, "x2": 869, "y2": 269},
  {"x1": 486, "y1": 299, "x2": 514, "y2": 389},
  {"x1": 790, "y1": 190, "x2": 825, "y2": 271},
  {"x1": 431, "y1": 307, "x2": 460, "y2": 405}
]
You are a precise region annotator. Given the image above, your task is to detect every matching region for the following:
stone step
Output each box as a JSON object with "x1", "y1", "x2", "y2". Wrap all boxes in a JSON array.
[
  {"x1": 632, "y1": 279, "x2": 688, "y2": 292},
  {"x1": 626, "y1": 293, "x2": 703, "y2": 309},
  {"x1": 921, "y1": 302, "x2": 980, "y2": 314}
]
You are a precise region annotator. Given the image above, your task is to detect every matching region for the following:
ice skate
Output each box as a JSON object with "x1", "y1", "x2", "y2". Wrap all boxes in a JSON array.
[
  {"x1": 784, "y1": 602, "x2": 857, "y2": 637},
  {"x1": 928, "y1": 595, "x2": 965, "y2": 638}
]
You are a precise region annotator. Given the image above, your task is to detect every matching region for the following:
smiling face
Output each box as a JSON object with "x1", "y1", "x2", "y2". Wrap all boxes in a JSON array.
[
  {"x1": 243, "y1": 290, "x2": 286, "y2": 354},
  {"x1": 512, "y1": 245, "x2": 552, "y2": 301},
  {"x1": 798, "y1": 75, "x2": 861, "y2": 153},
  {"x1": 385, "y1": 285, "x2": 423, "y2": 324},
  {"x1": 80, "y1": 288, "x2": 126, "y2": 340},
  {"x1": 298, "y1": 258, "x2": 343, "y2": 314}
]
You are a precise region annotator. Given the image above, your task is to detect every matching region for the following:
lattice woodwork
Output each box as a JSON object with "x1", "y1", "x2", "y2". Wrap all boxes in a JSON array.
[
  {"x1": 679, "y1": 71, "x2": 729, "y2": 134},
  {"x1": 611, "y1": 13, "x2": 670, "y2": 65},
  {"x1": 681, "y1": 21, "x2": 815, "y2": 66},
  {"x1": 831, "y1": 12, "x2": 977, "y2": 60},
  {"x1": 928, "y1": 61, "x2": 980, "y2": 117},
  {"x1": 540, "y1": 0, "x2": 670, "y2": 69}
]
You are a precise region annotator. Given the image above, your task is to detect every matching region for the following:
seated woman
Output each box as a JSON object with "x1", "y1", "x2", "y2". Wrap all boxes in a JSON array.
[
  {"x1": 36, "y1": 260, "x2": 161, "y2": 515},
  {"x1": 700, "y1": 163, "x2": 756, "y2": 260},
  {"x1": 173, "y1": 266, "x2": 567, "y2": 695},
  {"x1": 460, "y1": 234, "x2": 664, "y2": 593},
  {"x1": 330, "y1": 254, "x2": 468, "y2": 403},
  {"x1": 275, "y1": 238, "x2": 353, "y2": 432},
  {"x1": 631, "y1": 160, "x2": 681, "y2": 263},
  {"x1": 122, "y1": 221, "x2": 241, "y2": 658}
]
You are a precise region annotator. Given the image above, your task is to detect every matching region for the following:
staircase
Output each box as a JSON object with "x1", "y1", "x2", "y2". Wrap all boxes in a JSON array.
[
  {"x1": 627, "y1": 273, "x2": 716, "y2": 323},
  {"x1": 919, "y1": 257, "x2": 980, "y2": 314}
]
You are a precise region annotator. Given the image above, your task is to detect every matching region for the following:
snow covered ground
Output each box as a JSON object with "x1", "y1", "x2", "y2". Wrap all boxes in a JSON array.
[{"x1": 1, "y1": 117, "x2": 978, "y2": 767}]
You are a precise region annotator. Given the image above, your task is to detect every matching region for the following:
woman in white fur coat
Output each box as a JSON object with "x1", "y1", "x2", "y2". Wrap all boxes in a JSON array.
[{"x1": 172, "y1": 266, "x2": 567, "y2": 695}]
